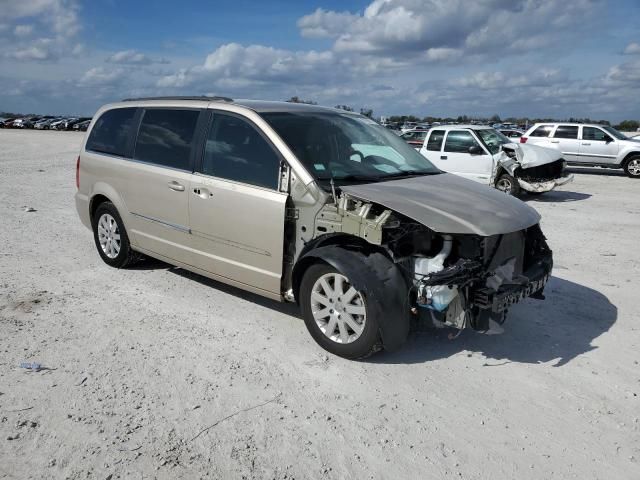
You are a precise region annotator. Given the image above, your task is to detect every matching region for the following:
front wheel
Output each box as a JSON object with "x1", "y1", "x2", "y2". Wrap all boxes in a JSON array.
[
  {"x1": 623, "y1": 156, "x2": 640, "y2": 178},
  {"x1": 495, "y1": 173, "x2": 521, "y2": 196},
  {"x1": 299, "y1": 263, "x2": 381, "y2": 359}
]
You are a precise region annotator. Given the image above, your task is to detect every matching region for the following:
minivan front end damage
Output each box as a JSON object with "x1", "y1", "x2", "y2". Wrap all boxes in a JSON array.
[
  {"x1": 292, "y1": 180, "x2": 553, "y2": 346},
  {"x1": 409, "y1": 225, "x2": 552, "y2": 334},
  {"x1": 500, "y1": 144, "x2": 574, "y2": 193}
]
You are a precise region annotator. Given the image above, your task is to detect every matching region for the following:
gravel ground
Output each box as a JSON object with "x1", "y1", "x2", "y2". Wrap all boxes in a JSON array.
[{"x1": 0, "y1": 129, "x2": 638, "y2": 480}]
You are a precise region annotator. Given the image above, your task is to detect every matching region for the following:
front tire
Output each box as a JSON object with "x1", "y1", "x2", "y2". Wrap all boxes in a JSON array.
[
  {"x1": 623, "y1": 156, "x2": 640, "y2": 178},
  {"x1": 92, "y1": 202, "x2": 140, "y2": 268},
  {"x1": 299, "y1": 263, "x2": 381, "y2": 359},
  {"x1": 495, "y1": 173, "x2": 521, "y2": 196}
]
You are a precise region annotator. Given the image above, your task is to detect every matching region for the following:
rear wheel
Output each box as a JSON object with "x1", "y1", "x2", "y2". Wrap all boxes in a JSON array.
[
  {"x1": 92, "y1": 202, "x2": 140, "y2": 268},
  {"x1": 299, "y1": 263, "x2": 381, "y2": 359},
  {"x1": 495, "y1": 173, "x2": 521, "y2": 196},
  {"x1": 623, "y1": 156, "x2": 640, "y2": 178}
]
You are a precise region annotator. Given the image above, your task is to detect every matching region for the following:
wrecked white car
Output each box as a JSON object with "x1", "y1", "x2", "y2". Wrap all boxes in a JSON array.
[
  {"x1": 76, "y1": 98, "x2": 553, "y2": 360},
  {"x1": 419, "y1": 126, "x2": 574, "y2": 196}
]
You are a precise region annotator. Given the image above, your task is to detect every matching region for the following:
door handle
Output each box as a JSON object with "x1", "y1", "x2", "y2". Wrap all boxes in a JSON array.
[
  {"x1": 581, "y1": 143, "x2": 591, "y2": 146},
  {"x1": 168, "y1": 181, "x2": 185, "y2": 192},
  {"x1": 440, "y1": 155, "x2": 448, "y2": 160},
  {"x1": 550, "y1": 140, "x2": 559, "y2": 143},
  {"x1": 192, "y1": 187, "x2": 213, "y2": 199}
]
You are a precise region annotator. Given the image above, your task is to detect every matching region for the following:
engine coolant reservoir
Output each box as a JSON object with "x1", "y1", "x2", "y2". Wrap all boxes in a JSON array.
[{"x1": 414, "y1": 252, "x2": 458, "y2": 312}]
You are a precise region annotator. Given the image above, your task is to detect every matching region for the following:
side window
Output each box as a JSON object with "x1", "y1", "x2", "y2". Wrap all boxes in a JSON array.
[
  {"x1": 444, "y1": 130, "x2": 479, "y2": 153},
  {"x1": 530, "y1": 125, "x2": 554, "y2": 137},
  {"x1": 202, "y1": 113, "x2": 280, "y2": 189},
  {"x1": 553, "y1": 125, "x2": 578, "y2": 139},
  {"x1": 583, "y1": 127, "x2": 612, "y2": 142},
  {"x1": 427, "y1": 130, "x2": 445, "y2": 151},
  {"x1": 86, "y1": 107, "x2": 137, "y2": 157}
]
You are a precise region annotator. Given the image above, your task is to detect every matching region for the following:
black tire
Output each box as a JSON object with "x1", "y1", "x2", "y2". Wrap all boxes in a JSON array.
[
  {"x1": 623, "y1": 156, "x2": 640, "y2": 178},
  {"x1": 495, "y1": 173, "x2": 521, "y2": 196},
  {"x1": 299, "y1": 263, "x2": 382, "y2": 360},
  {"x1": 91, "y1": 201, "x2": 140, "y2": 268}
]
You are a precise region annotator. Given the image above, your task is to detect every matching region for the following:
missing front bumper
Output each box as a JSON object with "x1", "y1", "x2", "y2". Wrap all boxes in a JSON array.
[{"x1": 518, "y1": 174, "x2": 574, "y2": 193}]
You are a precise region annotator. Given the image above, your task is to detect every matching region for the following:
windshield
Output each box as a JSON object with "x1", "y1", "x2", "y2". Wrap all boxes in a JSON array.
[
  {"x1": 475, "y1": 128, "x2": 513, "y2": 155},
  {"x1": 602, "y1": 125, "x2": 627, "y2": 140},
  {"x1": 261, "y1": 111, "x2": 440, "y2": 184}
]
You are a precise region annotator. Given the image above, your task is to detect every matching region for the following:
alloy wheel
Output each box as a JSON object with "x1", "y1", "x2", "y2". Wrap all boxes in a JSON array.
[
  {"x1": 97, "y1": 213, "x2": 121, "y2": 259},
  {"x1": 310, "y1": 273, "x2": 366, "y2": 344}
]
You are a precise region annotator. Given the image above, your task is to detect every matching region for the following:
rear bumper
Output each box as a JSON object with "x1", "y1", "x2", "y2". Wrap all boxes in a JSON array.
[
  {"x1": 75, "y1": 192, "x2": 92, "y2": 230},
  {"x1": 518, "y1": 173, "x2": 574, "y2": 193}
]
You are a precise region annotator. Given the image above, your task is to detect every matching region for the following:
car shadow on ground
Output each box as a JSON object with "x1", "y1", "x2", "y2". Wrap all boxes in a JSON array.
[
  {"x1": 134, "y1": 259, "x2": 616, "y2": 367},
  {"x1": 166, "y1": 264, "x2": 302, "y2": 317},
  {"x1": 370, "y1": 276, "x2": 617, "y2": 367},
  {"x1": 523, "y1": 191, "x2": 591, "y2": 203},
  {"x1": 567, "y1": 166, "x2": 626, "y2": 177}
]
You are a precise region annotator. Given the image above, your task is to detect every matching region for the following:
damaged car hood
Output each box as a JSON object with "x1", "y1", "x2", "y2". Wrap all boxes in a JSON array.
[
  {"x1": 341, "y1": 173, "x2": 540, "y2": 236},
  {"x1": 500, "y1": 143, "x2": 562, "y2": 169}
]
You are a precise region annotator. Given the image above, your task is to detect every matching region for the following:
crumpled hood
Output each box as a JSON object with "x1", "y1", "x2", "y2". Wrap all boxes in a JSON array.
[
  {"x1": 500, "y1": 142, "x2": 563, "y2": 168},
  {"x1": 340, "y1": 173, "x2": 541, "y2": 236}
]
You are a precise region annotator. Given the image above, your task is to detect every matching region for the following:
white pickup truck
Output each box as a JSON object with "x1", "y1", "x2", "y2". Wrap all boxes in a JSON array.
[{"x1": 418, "y1": 125, "x2": 574, "y2": 196}]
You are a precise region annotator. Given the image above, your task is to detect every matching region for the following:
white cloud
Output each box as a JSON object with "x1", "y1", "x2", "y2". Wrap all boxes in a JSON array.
[
  {"x1": 106, "y1": 49, "x2": 169, "y2": 65},
  {"x1": 78, "y1": 66, "x2": 125, "y2": 87},
  {"x1": 624, "y1": 42, "x2": 640, "y2": 55},
  {"x1": 14, "y1": 24, "x2": 34, "y2": 37},
  {"x1": 0, "y1": 0, "x2": 81, "y2": 61}
]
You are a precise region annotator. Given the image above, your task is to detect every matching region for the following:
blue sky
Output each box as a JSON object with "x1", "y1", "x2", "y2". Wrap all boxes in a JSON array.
[{"x1": 1, "y1": 0, "x2": 639, "y2": 121}]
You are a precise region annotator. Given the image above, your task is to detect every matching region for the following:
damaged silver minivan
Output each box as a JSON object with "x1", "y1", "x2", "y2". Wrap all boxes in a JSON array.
[{"x1": 76, "y1": 97, "x2": 553, "y2": 359}]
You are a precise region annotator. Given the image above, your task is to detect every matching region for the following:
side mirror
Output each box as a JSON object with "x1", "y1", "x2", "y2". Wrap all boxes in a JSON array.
[
  {"x1": 604, "y1": 136, "x2": 613, "y2": 143},
  {"x1": 468, "y1": 145, "x2": 483, "y2": 155}
]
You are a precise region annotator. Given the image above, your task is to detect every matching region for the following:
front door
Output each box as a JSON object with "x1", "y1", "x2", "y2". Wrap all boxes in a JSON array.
[
  {"x1": 579, "y1": 126, "x2": 620, "y2": 165},
  {"x1": 188, "y1": 111, "x2": 287, "y2": 295},
  {"x1": 440, "y1": 130, "x2": 493, "y2": 183}
]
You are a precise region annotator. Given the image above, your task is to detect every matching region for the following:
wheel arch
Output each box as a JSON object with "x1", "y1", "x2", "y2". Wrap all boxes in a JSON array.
[
  {"x1": 88, "y1": 182, "x2": 132, "y2": 230},
  {"x1": 292, "y1": 240, "x2": 410, "y2": 352},
  {"x1": 621, "y1": 151, "x2": 640, "y2": 166}
]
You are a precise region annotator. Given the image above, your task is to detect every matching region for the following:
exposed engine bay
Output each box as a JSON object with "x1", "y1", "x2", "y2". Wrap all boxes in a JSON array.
[{"x1": 294, "y1": 187, "x2": 553, "y2": 338}]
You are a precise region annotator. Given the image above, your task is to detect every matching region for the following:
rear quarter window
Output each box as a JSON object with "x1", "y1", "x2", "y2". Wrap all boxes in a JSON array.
[
  {"x1": 427, "y1": 130, "x2": 445, "y2": 151},
  {"x1": 86, "y1": 108, "x2": 137, "y2": 157},
  {"x1": 529, "y1": 125, "x2": 554, "y2": 137}
]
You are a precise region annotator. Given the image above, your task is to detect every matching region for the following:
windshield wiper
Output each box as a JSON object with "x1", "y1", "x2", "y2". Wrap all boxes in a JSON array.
[
  {"x1": 378, "y1": 170, "x2": 440, "y2": 179},
  {"x1": 330, "y1": 174, "x2": 381, "y2": 183}
]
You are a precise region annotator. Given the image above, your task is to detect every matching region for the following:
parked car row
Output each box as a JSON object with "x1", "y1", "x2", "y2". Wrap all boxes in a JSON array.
[{"x1": 0, "y1": 115, "x2": 92, "y2": 131}]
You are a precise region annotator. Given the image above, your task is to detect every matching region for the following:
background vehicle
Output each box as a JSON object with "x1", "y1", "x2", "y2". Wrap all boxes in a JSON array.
[
  {"x1": 76, "y1": 97, "x2": 552, "y2": 359},
  {"x1": 34, "y1": 117, "x2": 61, "y2": 129},
  {"x1": 521, "y1": 123, "x2": 640, "y2": 178},
  {"x1": 419, "y1": 125, "x2": 573, "y2": 196},
  {"x1": 73, "y1": 119, "x2": 91, "y2": 131},
  {"x1": 400, "y1": 129, "x2": 429, "y2": 148},
  {"x1": 500, "y1": 128, "x2": 524, "y2": 139}
]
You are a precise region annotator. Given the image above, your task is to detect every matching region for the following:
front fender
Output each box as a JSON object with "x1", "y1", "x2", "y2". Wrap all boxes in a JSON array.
[{"x1": 294, "y1": 246, "x2": 410, "y2": 352}]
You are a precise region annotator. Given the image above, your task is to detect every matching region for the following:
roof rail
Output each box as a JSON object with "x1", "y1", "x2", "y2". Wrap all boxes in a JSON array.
[{"x1": 121, "y1": 95, "x2": 234, "y2": 103}]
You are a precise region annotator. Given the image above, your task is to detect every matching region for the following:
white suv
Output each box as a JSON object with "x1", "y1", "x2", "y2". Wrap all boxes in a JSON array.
[{"x1": 521, "y1": 123, "x2": 640, "y2": 178}]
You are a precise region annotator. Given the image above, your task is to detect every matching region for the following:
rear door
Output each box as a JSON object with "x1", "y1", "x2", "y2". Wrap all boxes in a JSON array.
[
  {"x1": 419, "y1": 129, "x2": 446, "y2": 166},
  {"x1": 123, "y1": 107, "x2": 205, "y2": 263},
  {"x1": 440, "y1": 130, "x2": 493, "y2": 183},
  {"x1": 579, "y1": 126, "x2": 620, "y2": 165},
  {"x1": 188, "y1": 111, "x2": 287, "y2": 295},
  {"x1": 549, "y1": 125, "x2": 580, "y2": 161}
]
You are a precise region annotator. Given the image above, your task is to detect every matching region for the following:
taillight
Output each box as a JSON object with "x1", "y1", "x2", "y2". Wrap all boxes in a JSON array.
[
  {"x1": 519, "y1": 136, "x2": 528, "y2": 143},
  {"x1": 76, "y1": 155, "x2": 80, "y2": 189}
]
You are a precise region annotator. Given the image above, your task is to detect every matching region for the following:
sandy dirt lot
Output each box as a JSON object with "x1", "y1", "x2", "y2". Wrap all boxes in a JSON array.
[{"x1": 1, "y1": 129, "x2": 639, "y2": 479}]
